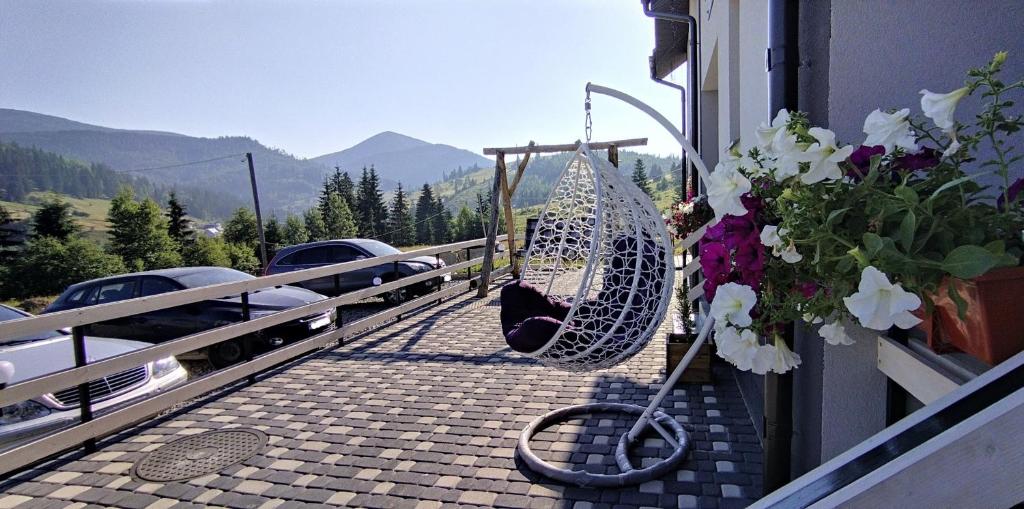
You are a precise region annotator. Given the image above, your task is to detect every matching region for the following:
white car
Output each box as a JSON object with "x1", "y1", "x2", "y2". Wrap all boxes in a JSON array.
[{"x1": 0, "y1": 305, "x2": 188, "y2": 450}]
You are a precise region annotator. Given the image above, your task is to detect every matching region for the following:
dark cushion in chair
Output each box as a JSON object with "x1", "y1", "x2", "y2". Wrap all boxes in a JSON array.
[
  {"x1": 500, "y1": 280, "x2": 572, "y2": 337},
  {"x1": 505, "y1": 316, "x2": 565, "y2": 353}
]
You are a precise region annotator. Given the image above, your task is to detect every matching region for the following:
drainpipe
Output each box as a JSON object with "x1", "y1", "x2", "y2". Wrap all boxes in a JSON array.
[
  {"x1": 640, "y1": 0, "x2": 700, "y2": 197},
  {"x1": 764, "y1": 0, "x2": 799, "y2": 493}
]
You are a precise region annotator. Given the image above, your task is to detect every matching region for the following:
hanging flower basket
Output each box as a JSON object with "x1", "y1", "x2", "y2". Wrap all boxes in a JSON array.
[{"x1": 919, "y1": 266, "x2": 1024, "y2": 365}]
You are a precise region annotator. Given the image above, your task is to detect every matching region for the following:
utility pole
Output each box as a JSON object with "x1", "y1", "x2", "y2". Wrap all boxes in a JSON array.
[{"x1": 246, "y1": 152, "x2": 269, "y2": 271}]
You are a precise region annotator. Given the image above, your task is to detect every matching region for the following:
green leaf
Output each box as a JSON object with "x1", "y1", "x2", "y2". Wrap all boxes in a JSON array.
[
  {"x1": 927, "y1": 171, "x2": 994, "y2": 202},
  {"x1": 895, "y1": 185, "x2": 919, "y2": 206},
  {"x1": 898, "y1": 211, "x2": 916, "y2": 252},
  {"x1": 863, "y1": 232, "x2": 884, "y2": 258},
  {"x1": 984, "y1": 240, "x2": 1006, "y2": 255},
  {"x1": 947, "y1": 284, "x2": 969, "y2": 321},
  {"x1": 940, "y1": 245, "x2": 998, "y2": 279},
  {"x1": 826, "y1": 208, "x2": 850, "y2": 229}
]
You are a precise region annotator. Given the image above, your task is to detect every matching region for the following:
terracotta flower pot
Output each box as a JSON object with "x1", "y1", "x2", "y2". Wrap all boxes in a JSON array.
[{"x1": 920, "y1": 266, "x2": 1024, "y2": 365}]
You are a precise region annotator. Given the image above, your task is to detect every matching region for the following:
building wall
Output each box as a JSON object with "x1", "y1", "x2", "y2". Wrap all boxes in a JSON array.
[{"x1": 815, "y1": 0, "x2": 1024, "y2": 464}]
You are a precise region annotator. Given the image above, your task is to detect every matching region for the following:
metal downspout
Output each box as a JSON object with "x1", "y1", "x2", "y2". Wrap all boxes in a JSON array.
[
  {"x1": 640, "y1": 0, "x2": 700, "y2": 197},
  {"x1": 764, "y1": 0, "x2": 800, "y2": 493}
]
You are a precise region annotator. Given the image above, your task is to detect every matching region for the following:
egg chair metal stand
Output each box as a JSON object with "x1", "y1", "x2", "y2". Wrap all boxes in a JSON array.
[{"x1": 499, "y1": 83, "x2": 716, "y2": 487}]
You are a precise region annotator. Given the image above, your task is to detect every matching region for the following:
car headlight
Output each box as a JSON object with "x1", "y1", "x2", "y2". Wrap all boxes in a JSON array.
[
  {"x1": 152, "y1": 357, "x2": 182, "y2": 379},
  {"x1": 0, "y1": 400, "x2": 51, "y2": 425}
]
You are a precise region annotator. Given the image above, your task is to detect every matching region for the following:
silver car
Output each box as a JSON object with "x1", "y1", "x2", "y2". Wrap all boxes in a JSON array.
[{"x1": 0, "y1": 305, "x2": 188, "y2": 450}]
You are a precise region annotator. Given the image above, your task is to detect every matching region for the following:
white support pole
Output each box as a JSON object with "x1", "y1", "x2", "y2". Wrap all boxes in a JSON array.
[{"x1": 626, "y1": 315, "x2": 715, "y2": 442}]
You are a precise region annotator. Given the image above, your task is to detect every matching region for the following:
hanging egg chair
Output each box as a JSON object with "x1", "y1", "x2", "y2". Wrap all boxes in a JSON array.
[{"x1": 501, "y1": 144, "x2": 674, "y2": 372}]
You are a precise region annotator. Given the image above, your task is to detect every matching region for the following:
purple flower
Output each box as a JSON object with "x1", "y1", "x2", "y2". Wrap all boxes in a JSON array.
[
  {"x1": 721, "y1": 215, "x2": 757, "y2": 250},
  {"x1": 703, "y1": 271, "x2": 730, "y2": 302},
  {"x1": 795, "y1": 281, "x2": 818, "y2": 298},
  {"x1": 740, "y1": 193, "x2": 765, "y2": 218},
  {"x1": 733, "y1": 234, "x2": 766, "y2": 273},
  {"x1": 848, "y1": 145, "x2": 885, "y2": 180},
  {"x1": 997, "y1": 177, "x2": 1024, "y2": 211},
  {"x1": 699, "y1": 242, "x2": 730, "y2": 280},
  {"x1": 894, "y1": 147, "x2": 940, "y2": 173},
  {"x1": 704, "y1": 221, "x2": 726, "y2": 243}
]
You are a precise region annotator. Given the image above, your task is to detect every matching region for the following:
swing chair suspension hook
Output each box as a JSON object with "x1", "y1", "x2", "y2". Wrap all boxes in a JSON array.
[{"x1": 584, "y1": 89, "x2": 593, "y2": 142}]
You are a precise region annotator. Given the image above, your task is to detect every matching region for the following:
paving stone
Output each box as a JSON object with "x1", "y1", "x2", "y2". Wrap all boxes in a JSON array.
[{"x1": 0, "y1": 286, "x2": 761, "y2": 509}]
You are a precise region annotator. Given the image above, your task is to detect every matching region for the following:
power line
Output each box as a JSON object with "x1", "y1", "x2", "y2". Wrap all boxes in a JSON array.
[{"x1": 120, "y1": 153, "x2": 246, "y2": 173}]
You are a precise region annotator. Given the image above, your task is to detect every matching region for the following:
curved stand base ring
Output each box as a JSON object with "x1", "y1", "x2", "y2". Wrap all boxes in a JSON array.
[{"x1": 517, "y1": 402, "x2": 689, "y2": 488}]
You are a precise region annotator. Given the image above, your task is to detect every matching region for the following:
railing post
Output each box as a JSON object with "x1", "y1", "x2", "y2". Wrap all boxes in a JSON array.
[
  {"x1": 393, "y1": 261, "x2": 403, "y2": 320},
  {"x1": 334, "y1": 274, "x2": 345, "y2": 345},
  {"x1": 465, "y1": 247, "x2": 472, "y2": 283},
  {"x1": 241, "y1": 292, "x2": 255, "y2": 385},
  {"x1": 71, "y1": 325, "x2": 96, "y2": 453},
  {"x1": 435, "y1": 254, "x2": 443, "y2": 305}
]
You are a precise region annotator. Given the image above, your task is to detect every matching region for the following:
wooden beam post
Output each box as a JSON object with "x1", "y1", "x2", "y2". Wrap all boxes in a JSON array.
[
  {"x1": 499, "y1": 161, "x2": 518, "y2": 278},
  {"x1": 608, "y1": 144, "x2": 619, "y2": 168},
  {"x1": 478, "y1": 152, "x2": 505, "y2": 297}
]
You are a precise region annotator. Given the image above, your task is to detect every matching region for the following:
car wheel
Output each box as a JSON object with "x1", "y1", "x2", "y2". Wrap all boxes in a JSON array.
[{"x1": 209, "y1": 339, "x2": 244, "y2": 368}]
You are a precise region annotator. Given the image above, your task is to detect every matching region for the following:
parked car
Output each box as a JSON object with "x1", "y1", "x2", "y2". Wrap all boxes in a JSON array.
[
  {"x1": 266, "y1": 239, "x2": 451, "y2": 305},
  {"x1": 0, "y1": 305, "x2": 188, "y2": 450},
  {"x1": 44, "y1": 267, "x2": 335, "y2": 367}
]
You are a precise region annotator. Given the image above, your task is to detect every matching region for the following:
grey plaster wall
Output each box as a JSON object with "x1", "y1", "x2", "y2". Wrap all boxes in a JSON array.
[{"x1": 813, "y1": 0, "x2": 1024, "y2": 464}]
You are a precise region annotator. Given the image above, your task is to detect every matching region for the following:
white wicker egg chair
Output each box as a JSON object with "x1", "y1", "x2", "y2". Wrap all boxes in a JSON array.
[{"x1": 507, "y1": 84, "x2": 718, "y2": 488}]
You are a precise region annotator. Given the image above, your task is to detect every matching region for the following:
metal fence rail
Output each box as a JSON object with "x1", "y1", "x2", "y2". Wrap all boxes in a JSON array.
[{"x1": 0, "y1": 237, "x2": 509, "y2": 477}]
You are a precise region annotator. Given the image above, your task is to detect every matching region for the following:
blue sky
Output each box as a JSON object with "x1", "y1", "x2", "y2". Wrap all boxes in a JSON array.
[{"x1": 0, "y1": 0, "x2": 687, "y2": 159}]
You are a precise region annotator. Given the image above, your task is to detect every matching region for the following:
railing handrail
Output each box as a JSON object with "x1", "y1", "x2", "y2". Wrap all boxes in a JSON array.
[
  {"x1": 0, "y1": 237, "x2": 499, "y2": 340},
  {"x1": 0, "y1": 250, "x2": 506, "y2": 408}
]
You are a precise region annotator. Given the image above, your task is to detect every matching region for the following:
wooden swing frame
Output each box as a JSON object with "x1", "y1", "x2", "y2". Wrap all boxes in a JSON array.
[{"x1": 476, "y1": 137, "x2": 648, "y2": 297}]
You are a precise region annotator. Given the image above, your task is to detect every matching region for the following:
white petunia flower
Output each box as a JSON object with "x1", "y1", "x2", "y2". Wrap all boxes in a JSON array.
[
  {"x1": 709, "y1": 283, "x2": 757, "y2": 327},
  {"x1": 760, "y1": 225, "x2": 783, "y2": 248},
  {"x1": 842, "y1": 266, "x2": 923, "y2": 330},
  {"x1": 819, "y1": 321, "x2": 854, "y2": 346},
  {"x1": 779, "y1": 242, "x2": 803, "y2": 263},
  {"x1": 752, "y1": 344, "x2": 776, "y2": 375},
  {"x1": 772, "y1": 129, "x2": 806, "y2": 181},
  {"x1": 863, "y1": 108, "x2": 918, "y2": 154},
  {"x1": 756, "y1": 109, "x2": 792, "y2": 153},
  {"x1": 770, "y1": 339, "x2": 802, "y2": 374},
  {"x1": 800, "y1": 127, "x2": 855, "y2": 184},
  {"x1": 716, "y1": 327, "x2": 767, "y2": 373},
  {"x1": 942, "y1": 135, "x2": 962, "y2": 158},
  {"x1": 803, "y1": 313, "x2": 824, "y2": 324},
  {"x1": 920, "y1": 87, "x2": 969, "y2": 133},
  {"x1": 707, "y1": 163, "x2": 752, "y2": 221}
]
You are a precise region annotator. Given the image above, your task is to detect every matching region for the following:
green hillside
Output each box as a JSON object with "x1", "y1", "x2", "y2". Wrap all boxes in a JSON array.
[{"x1": 0, "y1": 192, "x2": 113, "y2": 244}]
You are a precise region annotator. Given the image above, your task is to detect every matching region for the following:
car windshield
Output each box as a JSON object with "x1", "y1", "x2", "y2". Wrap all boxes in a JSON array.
[
  {"x1": 171, "y1": 268, "x2": 254, "y2": 289},
  {"x1": 356, "y1": 240, "x2": 402, "y2": 257},
  {"x1": 0, "y1": 307, "x2": 64, "y2": 345}
]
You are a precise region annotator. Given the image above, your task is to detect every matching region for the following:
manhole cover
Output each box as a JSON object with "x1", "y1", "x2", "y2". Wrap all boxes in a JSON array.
[{"x1": 132, "y1": 429, "x2": 267, "y2": 482}]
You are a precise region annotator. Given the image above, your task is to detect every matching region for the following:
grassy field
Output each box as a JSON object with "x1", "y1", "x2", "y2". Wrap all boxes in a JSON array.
[{"x1": 1, "y1": 192, "x2": 113, "y2": 244}]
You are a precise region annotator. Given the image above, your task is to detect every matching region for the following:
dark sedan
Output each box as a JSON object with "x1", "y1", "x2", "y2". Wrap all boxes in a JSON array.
[
  {"x1": 44, "y1": 267, "x2": 335, "y2": 367},
  {"x1": 265, "y1": 239, "x2": 450, "y2": 305}
]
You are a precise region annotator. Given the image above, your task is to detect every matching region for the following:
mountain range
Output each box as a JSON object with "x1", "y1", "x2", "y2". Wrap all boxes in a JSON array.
[{"x1": 0, "y1": 108, "x2": 493, "y2": 214}]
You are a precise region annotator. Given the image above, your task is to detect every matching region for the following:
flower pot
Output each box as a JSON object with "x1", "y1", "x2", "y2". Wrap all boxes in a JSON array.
[
  {"x1": 921, "y1": 266, "x2": 1024, "y2": 365},
  {"x1": 666, "y1": 332, "x2": 713, "y2": 384}
]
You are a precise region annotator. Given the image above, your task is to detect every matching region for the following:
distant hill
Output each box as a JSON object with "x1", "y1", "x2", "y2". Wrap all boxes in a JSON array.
[
  {"x1": 0, "y1": 109, "x2": 494, "y2": 215},
  {"x1": 312, "y1": 131, "x2": 492, "y2": 189},
  {"x1": 433, "y1": 150, "x2": 684, "y2": 213}
]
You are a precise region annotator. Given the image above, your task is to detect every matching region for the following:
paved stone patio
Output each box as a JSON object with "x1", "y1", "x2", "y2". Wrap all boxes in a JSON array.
[{"x1": 0, "y1": 279, "x2": 762, "y2": 508}]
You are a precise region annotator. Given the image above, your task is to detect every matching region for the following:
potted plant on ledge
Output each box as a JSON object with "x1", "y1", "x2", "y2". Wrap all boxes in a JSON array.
[
  {"x1": 666, "y1": 195, "x2": 714, "y2": 383},
  {"x1": 701, "y1": 52, "x2": 1023, "y2": 371}
]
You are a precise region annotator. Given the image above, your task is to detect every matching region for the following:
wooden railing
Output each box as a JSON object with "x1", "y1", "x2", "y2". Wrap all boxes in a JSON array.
[{"x1": 0, "y1": 237, "x2": 510, "y2": 476}]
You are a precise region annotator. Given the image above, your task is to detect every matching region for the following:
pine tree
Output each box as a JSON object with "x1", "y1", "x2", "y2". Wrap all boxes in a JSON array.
[
  {"x1": 166, "y1": 192, "x2": 193, "y2": 248},
  {"x1": 414, "y1": 184, "x2": 435, "y2": 244},
  {"x1": 107, "y1": 187, "x2": 182, "y2": 270},
  {"x1": 672, "y1": 161, "x2": 686, "y2": 203},
  {"x1": 0, "y1": 205, "x2": 18, "y2": 262},
  {"x1": 355, "y1": 166, "x2": 388, "y2": 238},
  {"x1": 323, "y1": 193, "x2": 358, "y2": 239},
  {"x1": 453, "y1": 205, "x2": 477, "y2": 241},
  {"x1": 632, "y1": 158, "x2": 653, "y2": 197},
  {"x1": 283, "y1": 214, "x2": 308, "y2": 246},
  {"x1": 223, "y1": 207, "x2": 259, "y2": 249},
  {"x1": 32, "y1": 198, "x2": 80, "y2": 240},
  {"x1": 303, "y1": 208, "x2": 327, "y2": 242},
  {"x1": 388, "y1": 184, "x2": 415, "y2": 246},
  {"x1": 432, "y1": 197, "x2": 453, "y2": 244},
  {"x1": 264, "y1": 215, "x2": 283, "y2": 258},
  {"x1": 337, "y1": 171, "x2": 356, "y2": 211}
]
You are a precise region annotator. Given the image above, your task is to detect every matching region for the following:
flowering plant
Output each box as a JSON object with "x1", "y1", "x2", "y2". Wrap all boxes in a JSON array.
[
  {"x1": 666, "y1": 194, "x2": 713, "y2": 241},
  {"x1": 701, "y1": 53, "x2": 1024, "y2": 374}
]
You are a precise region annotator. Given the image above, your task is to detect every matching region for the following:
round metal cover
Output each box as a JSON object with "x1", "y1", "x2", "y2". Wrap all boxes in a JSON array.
[{"x1": 132, "y1": 429, "x2": 267, "y2": 482}]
